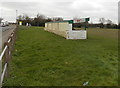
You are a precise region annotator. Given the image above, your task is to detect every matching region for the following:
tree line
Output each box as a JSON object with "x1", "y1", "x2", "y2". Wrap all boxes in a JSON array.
[
  {"x1": 74, "y1": 18, "x2": 119, "y2": 29},
  {"x1": 17, "y1": 14, "x2": 63, "y2": 26},
  {"x1": 17, "y1": 14, "x2": 119, "y2": 29}
]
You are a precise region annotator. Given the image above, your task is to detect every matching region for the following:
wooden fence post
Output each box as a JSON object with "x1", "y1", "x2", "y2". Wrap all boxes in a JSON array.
[
  {"x1": 12, "y1": 32, "x2": 15, "y2": 47},
  {"x1": 9, "y1": 35, "x2": 14, "y2": 52}
]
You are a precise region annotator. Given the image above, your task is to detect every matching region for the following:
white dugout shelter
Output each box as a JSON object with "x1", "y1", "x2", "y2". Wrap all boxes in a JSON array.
[{"x1": 45, "y1": 20, "x2": 88, "y2": 39}]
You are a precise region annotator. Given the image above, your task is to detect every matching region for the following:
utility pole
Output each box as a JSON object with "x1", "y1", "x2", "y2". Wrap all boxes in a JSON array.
[
  {"x1": 118, "y1": 1, "x2": 120, "y2": 25},
  {"x1": 16, "y1": 10, "x2": 18, "y2": 24}
]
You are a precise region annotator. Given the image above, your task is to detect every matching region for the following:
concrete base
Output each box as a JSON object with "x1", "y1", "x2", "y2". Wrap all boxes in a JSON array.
[{"x1": 67, "y1": 30, "x2": 87, "y2": 39}]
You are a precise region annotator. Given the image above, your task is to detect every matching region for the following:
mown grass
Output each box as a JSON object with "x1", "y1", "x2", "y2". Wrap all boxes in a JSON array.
[{"x1": 3, "y1": 26, "x2": 118, "y2": 86}]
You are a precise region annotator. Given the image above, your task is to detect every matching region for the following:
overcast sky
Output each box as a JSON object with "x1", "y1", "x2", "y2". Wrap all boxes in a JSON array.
[{"x1": 0, "y1": 0, "x2": 119, "y2": 24}]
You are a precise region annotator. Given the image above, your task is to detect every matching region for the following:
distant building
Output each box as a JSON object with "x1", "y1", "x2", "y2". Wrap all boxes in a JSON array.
[{"x1": 118, "y1": 1, "x2": 120, "y2": 24}]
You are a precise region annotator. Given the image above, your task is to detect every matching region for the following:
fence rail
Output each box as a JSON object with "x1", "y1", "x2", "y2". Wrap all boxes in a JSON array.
[{"x1": 0, "y1": 27, "x2": 17, "y2": 87}]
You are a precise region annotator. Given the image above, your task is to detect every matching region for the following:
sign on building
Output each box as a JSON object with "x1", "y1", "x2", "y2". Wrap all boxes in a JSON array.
[{"x1": 73, "y1": 18, "x2": 90, "y2": 23}]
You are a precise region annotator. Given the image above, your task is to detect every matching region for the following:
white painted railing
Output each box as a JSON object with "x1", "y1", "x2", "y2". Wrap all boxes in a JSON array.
[{"x1": 0, "y1": 28, "x2": 16, "y2": 87}]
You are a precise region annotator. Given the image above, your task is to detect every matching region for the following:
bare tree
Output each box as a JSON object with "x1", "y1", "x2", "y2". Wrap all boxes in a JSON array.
[
  {"x1": 37, "y1": 14, "x2": 46, "y2": 19},
  {"x1": 99, "y1": 18, "x2": 105, "y2": 28},
  {"x1": 52, "y1": 17, "x2": 63, "y2": 21},
  {"x1": 99, "y1": 18, "x2": 105, "y2": 24},
  {"x1": 106, "y1": 19, "x2": 113, "y2": 25},
  {"x1": 18, "y1": 15, "x2": 23, "y2": 21},
  {"x1": 106, "y1": 19, "x2": 113, "y2": 28}
]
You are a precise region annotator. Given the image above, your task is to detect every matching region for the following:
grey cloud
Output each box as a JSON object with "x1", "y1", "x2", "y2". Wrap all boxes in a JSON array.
[{"x1": 0, "y1": 0, "x2": 119, "y2": 24}]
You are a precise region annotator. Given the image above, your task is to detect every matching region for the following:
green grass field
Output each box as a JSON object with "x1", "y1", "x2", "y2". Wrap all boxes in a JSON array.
[{"x1": 3, "y1": 26, "x2": 118, "y2": 86}]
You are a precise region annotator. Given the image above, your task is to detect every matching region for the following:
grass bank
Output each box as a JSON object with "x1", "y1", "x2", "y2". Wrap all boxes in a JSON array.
[{"x1": 4, "y1": 26, "x2": 118, "y2": 86}]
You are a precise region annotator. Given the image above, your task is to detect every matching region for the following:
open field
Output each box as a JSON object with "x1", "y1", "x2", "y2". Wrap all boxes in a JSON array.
[{"x1": 3, "y1": 26, "x2": 118, "y2": 86}]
